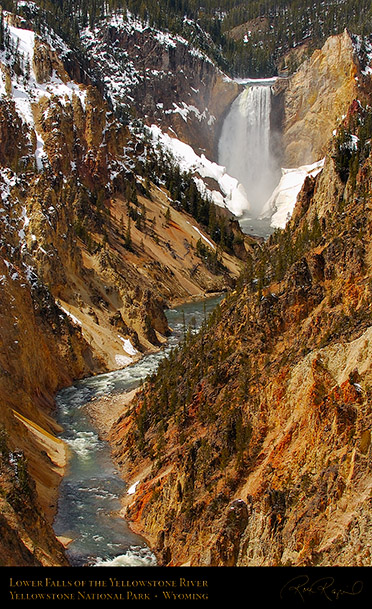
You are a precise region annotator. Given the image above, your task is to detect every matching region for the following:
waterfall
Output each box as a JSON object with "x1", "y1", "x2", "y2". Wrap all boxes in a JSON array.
[{"x1": 218, "y1": 83, "x2": 279, "y2": 220}]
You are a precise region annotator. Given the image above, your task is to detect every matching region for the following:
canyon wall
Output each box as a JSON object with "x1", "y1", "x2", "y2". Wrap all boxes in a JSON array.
[
  {"x1": 80, "y1": 16, "x2": 241, "y2": 159},
  {"x1": 110, "y1": 91, "x2": 372, "y2": 567},
  {"x1": 0, "y1": 14, "x2": 246, "y2": 566},
  {"x1": 273, "y1": 29, "x2": 362, "y2": 168}
]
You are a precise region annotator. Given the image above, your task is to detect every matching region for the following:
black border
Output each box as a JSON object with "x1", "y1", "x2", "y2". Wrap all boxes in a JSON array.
[{"x1": 2, "y1": 565, "x2": 370, "y2": 606}]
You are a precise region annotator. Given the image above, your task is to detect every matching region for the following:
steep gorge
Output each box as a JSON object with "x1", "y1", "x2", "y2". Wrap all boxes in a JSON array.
[
  {"x1": 109, "y1": 77, "x2": 372, "y2": 567},
  {"x1": 0, "y1": 3, "x2": 371, "y2": 569},
  {"x1": 0, "y1": 10, "x2": 248, "y2": 566}
]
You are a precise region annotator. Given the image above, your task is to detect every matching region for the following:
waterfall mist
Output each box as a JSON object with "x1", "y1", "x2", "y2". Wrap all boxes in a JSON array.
[{"x1": 218, "y1": 83, "x2": 280, "y2": 224}]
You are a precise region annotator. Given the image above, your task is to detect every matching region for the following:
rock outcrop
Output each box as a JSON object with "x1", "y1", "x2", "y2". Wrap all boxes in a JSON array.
[
  {"x1": 273, "y1": 29, "x2": 362, "y2": 167},
  {"x1": 80, "y1": 15, "x2": 241, "y2": 159}
]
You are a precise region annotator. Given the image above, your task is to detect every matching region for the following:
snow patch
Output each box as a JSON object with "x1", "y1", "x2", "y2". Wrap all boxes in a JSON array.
[
  {"x1": 148, "y1": 124, "x2": 251, "y2": 217},
  {"x1": 56, "y1": 302, "x2": 82, "y2": 327},
  {"x1": 127, "y1": 480, "x2": 139, "y2": 495},
  {"x1": 191, "y1": 225, "x2": 216, "y2": 250},
  {"x1": 115, "y1": 354, "x2": 133, "y2": 368},
  {"x1": 168, "y1": 101, "x2": 216, "y2": 125},
  {"x1": 352, "y1": 35, "x2": 372, "y2": 76},
  {"x1": 118, "y1": 335, "x2": 138, "y2": 357},
  {"x1": 259, "y1": 159, "x2": 325, "y2": 228}
]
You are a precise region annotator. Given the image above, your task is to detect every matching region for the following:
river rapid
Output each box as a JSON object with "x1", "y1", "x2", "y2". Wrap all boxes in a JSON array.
[{"x1": 53, "y1": 294, "x2": 223, "y2": 567}]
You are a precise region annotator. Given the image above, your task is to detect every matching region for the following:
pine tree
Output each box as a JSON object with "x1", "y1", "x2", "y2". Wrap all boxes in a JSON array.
[
  {"x1": 165, "y1": 206, "x2": 171, "y2": 225},
  {"x1": 124, "y1": 216, "x2": 132, "y2": 250}
]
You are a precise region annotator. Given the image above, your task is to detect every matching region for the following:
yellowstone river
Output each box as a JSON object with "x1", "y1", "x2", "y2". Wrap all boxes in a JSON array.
[{"x1": 53, "y1": 294, "x2": 222, "y2": 567}]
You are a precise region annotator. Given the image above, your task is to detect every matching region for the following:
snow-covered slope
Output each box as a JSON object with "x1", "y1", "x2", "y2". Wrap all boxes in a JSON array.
[
  {"x1": 148, "y1": 124, "x2": 252, "y2": 217},
  {"x1": 80, "y1": 11, "x2": 214, "y2": 113},
  {"x1": 0, "y1": 20, "x2": 87, "y2": 169}
]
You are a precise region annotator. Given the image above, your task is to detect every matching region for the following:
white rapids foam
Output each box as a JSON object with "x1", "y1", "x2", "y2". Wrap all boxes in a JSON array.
[{"x1": 93, "y1": 546, "x2": 157, "y2": 567}]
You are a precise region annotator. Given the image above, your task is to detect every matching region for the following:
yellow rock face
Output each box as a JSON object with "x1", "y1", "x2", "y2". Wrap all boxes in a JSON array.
[{"x1": 279, "y1": 30, "x2": 360, "y2": 167}]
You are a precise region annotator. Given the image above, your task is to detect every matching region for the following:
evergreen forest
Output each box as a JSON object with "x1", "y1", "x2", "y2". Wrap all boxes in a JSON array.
[{"x1": 4, "y1": 0, "x2": 372, "y2": 77}]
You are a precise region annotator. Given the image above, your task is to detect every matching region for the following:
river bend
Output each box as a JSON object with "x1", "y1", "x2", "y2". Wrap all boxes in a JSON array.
[{"x1": 53, "y1": 295, "x2": 222, "y2": 567}]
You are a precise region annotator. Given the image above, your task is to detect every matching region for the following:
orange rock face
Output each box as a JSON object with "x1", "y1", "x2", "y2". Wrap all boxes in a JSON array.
[
  {"x1": 273, "y1": 30, "x2": 362, "y2": 167},
  {"x1": 110, "y1": 92, "x2": 372, "y2": 568}
]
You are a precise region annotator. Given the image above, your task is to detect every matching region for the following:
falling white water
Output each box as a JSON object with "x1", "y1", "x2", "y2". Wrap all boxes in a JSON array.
[{"x1": 218, "y1": 83, "x2": 279, "y2": 223}]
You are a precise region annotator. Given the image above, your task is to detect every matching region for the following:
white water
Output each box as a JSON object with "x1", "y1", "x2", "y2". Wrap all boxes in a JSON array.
[{"x1": 218, "y1": 82, "x2": 280, "y2": 236}]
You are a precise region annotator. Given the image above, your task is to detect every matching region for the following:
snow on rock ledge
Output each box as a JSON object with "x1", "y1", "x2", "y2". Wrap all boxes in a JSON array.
[{"x1": 259, "y1": 159, "x2": 325, "y2": 229}]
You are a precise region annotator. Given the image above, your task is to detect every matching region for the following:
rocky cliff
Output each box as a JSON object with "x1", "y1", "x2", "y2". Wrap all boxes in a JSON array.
[
  {"x1": 80, "y1": 13, "x2": 241, "y2": 159},
  {"x1": 273, "y1": 29, "x2": 364, "y2": 168},
  {"x1": 109, "y1": 89, "x2": 372, "y2": 567}
]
